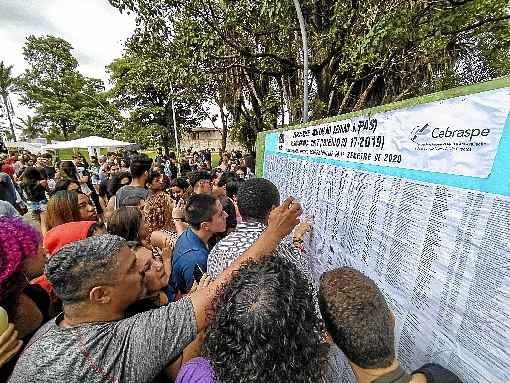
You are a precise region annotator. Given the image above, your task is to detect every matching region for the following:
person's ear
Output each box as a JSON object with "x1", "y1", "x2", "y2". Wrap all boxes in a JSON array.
[
  {"x1": 89, "y1": 286, "x2": 111, "y2": 305},
  {"x1": 389, "y1": 311, "x2": 396, "y2": 331},
  {"x1": 323, "y1": 330, "x2": 334, "y2": 345},
  {"x1": 200, "y1": 221, "x2": 210, "y2": 232}
]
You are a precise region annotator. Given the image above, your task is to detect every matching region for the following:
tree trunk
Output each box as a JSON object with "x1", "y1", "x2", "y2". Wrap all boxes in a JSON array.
[
  {"x1": 339, "y1": 81, "x2": 355, "y2": 114},
  {"x1": 61, "y1": 120, "x2": 68, "y2": 139},
  {"x1": 2, "y1": 95, "x2": 15, "y2": 141},
  {"x1": 163, "y1": 100, "x2": 176, "y2": 155},
  {"x1": 353, "y1": 74, "x2": 379, "y2": 112},
  {"x1": 161, "y1": 130, "x2": 171, "y2": 156},
  {"x1": 243, "y1": 69, "x2": 263, "y2": 134},
  {"x1": 218, "y1": 99, "x2": 228, "y2": 153}
]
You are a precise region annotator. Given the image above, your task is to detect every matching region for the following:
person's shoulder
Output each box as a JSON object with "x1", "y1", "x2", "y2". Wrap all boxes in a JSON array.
[
  {"x1": 14, "y1": 319, "x2": 59, "y2": 366},
  {"x1": 276, "y1": 240, "x2": 299, "y2": 256},
  {"x1": 129, "y1": 295, "x2": 197, "y2": 330},
  {"x1": 175, "y1": 357, "x2": 214, "y2": 383},
  {"x1": 173, "y1": 240, "x2": 206, "y2": 262},
  {"x1": 176, "y1": 246, "x2": 208, "y2": 262},
  {"x1": 0, "y1": 200, "x2": 18, "y2": 217},
  {"x1": 413, "y1": 363, "x2": 462, "y2": 383},
  {"x1": 173, "y1": 229, "x2": 193, "y2": 248},
  {"x1": 116, "y1": 184, "x2": 129, "y2": 194}
]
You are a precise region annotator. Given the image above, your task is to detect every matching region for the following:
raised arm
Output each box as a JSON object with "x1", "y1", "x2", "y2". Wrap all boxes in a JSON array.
[{"x1": 190, "y1": 197, "x2": 302, "y2": 331}]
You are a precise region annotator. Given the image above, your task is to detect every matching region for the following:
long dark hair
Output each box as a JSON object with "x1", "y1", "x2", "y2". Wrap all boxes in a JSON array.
[
  {"x1": 108, "y1": 171, "x2": 132, "y2": 197},
  {"x1": 107, "y1": 207, "x2": 143, "y2": 242},
  {"x1": 52, "y1": 179, "x2": 80, "y2": 194},
  {"x1": 59, "y1": 160, "x2": 79, "y2": 181},
  {"x1": 21, "y1": 166, "x2": 44, "y2": 186}
]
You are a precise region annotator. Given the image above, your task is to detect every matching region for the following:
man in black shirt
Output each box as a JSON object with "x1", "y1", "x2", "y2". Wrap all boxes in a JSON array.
[{"x1": 37, "y1": 153, "x2": 56, "y2": 179}]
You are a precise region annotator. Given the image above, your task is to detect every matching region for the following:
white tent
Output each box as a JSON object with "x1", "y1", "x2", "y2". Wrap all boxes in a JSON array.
[
  {"x1": 5, "y1": 141, "x2": 46, "y2": 154},
  {"x1": 43, "y1": 136, "x2": 135, "y2": 150},
  {"x1": 43, "y1": 136, "x2": 137, "y2": 158}
]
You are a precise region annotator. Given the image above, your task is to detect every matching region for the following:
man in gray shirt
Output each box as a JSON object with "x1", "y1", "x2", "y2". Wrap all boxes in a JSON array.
[
  {"x1": 9, "y1": 197, "x2": 303, "y2": 382},
  {"x1": 115, "y1": 154, "x2": 152, "y2": 209}
]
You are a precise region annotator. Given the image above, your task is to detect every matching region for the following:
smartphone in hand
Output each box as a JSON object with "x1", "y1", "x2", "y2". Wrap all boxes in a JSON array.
[{"x1": 193, "y1": 264, "x2": 205, "y2": 283}]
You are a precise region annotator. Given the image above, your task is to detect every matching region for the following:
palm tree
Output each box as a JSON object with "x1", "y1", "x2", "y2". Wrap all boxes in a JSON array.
[
  {"x1": 0, "y1": 61, "x2": 16, "y2": 141},
  {"x1": 16, "y1": 115, "x2": 42, "y2": 140}
]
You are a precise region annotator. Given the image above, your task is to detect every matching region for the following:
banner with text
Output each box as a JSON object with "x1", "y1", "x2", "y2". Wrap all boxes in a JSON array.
[
  {"x1": 261, "y1": 82, "x2": 510, "y2": 383},
  {"x1": 277, "y1": 88, "x2": 509, "y2": 178}
]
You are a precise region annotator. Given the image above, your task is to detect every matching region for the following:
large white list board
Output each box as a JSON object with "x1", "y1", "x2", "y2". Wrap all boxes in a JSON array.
[{"x1": 261, "y1": 83, "x2": 510, "y2": 383}]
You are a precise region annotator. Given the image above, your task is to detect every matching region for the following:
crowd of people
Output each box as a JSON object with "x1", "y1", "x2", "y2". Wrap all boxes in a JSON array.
[{"x1": 0, "y1": 147, "x2": 462, "y2": 382}]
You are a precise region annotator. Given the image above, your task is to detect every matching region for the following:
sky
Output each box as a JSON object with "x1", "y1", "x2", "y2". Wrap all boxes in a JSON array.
[{"x1": 0, "y1": 0, "x2": 136, "y2": 120}]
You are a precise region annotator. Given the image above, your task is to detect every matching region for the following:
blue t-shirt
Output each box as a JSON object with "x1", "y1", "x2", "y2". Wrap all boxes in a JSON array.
[{"x1": 168, "y1": 227, "x2": 209, "y2": 301}]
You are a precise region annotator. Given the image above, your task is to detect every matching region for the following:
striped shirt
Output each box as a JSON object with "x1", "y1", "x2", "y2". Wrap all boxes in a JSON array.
[{"x1": 207, "y1": 221, "x2": 313, "y2": 283}]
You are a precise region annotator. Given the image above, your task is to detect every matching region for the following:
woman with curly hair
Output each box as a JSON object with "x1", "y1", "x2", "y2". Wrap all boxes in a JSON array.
[
  {"x1": 143, "y1": 192, "x2": 175, "y2": 234},
  {"x1": 0, "y1": 217, "x2": 49, "y2": 376},
  {"x1": 143, "y1": 192, "x2": 188, "y2": 253},
  {"x1": 175, "y1": 256, "x2": 322, "y2": 383}
]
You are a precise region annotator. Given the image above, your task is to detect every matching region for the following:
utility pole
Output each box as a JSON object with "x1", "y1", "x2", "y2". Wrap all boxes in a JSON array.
[
  {"x1": 292, "y1": 0, "x2": 309, "y2": 123},
  {"x1": 169, "y1": 82, "x2": 180, "y2": 158}
]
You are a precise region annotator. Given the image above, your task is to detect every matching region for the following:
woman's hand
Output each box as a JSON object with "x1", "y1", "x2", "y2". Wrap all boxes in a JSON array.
[
  {"x1": 150, "y1": 231, "x2": 175, "y2": 251},
  {"x1": 293, "y1": 218, "x2": 312, "y2": 241},
  {"x1": 161, "y1": 246, "x2": 173, "y2": 283}
]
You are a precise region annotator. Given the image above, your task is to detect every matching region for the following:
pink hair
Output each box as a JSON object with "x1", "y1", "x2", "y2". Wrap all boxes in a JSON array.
[{"x1": 0, "y1": 217, "x2": 42, "y2": 286}]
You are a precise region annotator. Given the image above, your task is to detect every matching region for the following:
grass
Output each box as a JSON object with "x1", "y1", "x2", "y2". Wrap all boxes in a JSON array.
[
  {"x1": 56, "y1": 148, "x2": 221, "y2": 168},
  {"x1": 56, "y1": 148, "x2": 102, "y2": 161},
  {"x1": 57, "y1": 148, "x2": 157, "y2": 161},
  {"x1": 211, "y1": 152, "x2": 220, "y2": 168}
]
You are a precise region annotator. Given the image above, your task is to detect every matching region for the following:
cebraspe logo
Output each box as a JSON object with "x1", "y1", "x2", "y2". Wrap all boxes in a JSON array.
[{"x1": 410, "y1": 123, "x2": 490, "y2": 144}]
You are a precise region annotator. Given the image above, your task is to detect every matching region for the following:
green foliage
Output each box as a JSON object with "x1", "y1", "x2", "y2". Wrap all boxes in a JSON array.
[
  {"x1": 107, "y1": 32, "x2": 207, "y2": 152},
  {"x1": 109, "y1": 0, "x2": 510, "y2": 148},
  {"x1": 0, "y1": 62, "x2": 15, "y2": 99},
  {"x1": 16, "y1": 115, "x2": 43, "y2": 140},
  {"x1": 15, "y1": 35, "x2": 122, "y2": 140}
]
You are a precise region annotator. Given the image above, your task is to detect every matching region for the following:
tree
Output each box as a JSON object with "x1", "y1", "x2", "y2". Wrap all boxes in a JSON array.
[
  {"x1": 107, "y1": 32, "x2": 207, "y2": 153},
  {"x1": 109, "y1": 0, "x2": 510, "y2": 148},
  {"x1": 16, "y1": 115, "x2": 43, "y2": 140},
  {"x1": 0, "y1": 61, "x2": 16, "y2": 141},
  {"x1": 16, "y1": 35, "x2": 121, "y2": 140}
]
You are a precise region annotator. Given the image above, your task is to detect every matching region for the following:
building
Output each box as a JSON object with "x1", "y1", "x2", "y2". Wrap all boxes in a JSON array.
[{"x1": 180, "y1": 127, "x2": 244, "y2": 152}]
